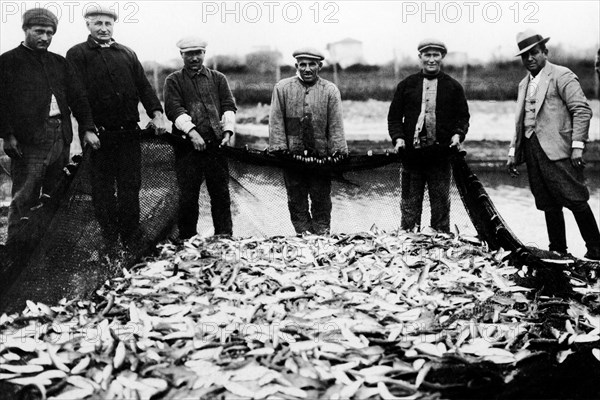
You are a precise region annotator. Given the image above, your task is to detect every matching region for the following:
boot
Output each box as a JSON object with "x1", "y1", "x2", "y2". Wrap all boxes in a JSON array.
[
  {"x1": 544, "y1": 210, "x2": 567, "y2": 254},
  {"x1": 573, "y1": 205, "x2": 600, "y2": 260}
]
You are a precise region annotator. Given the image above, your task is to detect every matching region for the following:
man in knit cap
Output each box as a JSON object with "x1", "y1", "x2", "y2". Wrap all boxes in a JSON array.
[
  {"x1": 0, "y1": 8, "x2": 96, "y2": 248},
  {"x1": 268, "y1": 48, "x2": 347, "y2": 235},
  {"x1": 388, "y1": 38, "x2": 470, "y2": 233},
  {"x1": 66, "y1": 5, "x2": 166, "y2": 249}
]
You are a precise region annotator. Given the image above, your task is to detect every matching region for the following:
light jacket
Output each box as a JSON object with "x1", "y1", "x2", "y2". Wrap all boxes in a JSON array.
[
  {"x1": 269, "y1": 76, "x2": 347, "y2": 156},
  {"x1": 511, "y1": 61, "x2": 592, "y2": 164}
]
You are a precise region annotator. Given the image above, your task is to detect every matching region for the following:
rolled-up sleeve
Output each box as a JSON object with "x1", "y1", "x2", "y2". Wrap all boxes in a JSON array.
[{"x1": 164, "y1": 74, "x2": 189, "y2": 123}]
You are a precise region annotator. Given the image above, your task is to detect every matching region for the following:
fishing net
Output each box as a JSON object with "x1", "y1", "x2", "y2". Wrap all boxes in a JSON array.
[{"x1": 0, "y1": 132, "x2": 594, "y2": 314}]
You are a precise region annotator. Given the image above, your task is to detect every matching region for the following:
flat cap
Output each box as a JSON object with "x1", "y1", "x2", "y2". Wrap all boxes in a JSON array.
[
  {"x1": 417, "y1": 38, "x2": 447, "y2": 54},
  {"x1": 176, "y1": 36, "x2": 208, "y2": 53},
  {"x1": 84, "y1": 5, "x2": 118, "y2": 21},
  {"x1": 22, "y1": 8, "x2": 58, "y2": 32},
  {"x1": 293, "y1": 47, "x2": 324, "y2": 61}
]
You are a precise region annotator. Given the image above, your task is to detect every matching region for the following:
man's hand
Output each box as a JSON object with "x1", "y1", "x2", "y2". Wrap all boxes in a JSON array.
[
  {"x1": 147, "y1": 111, "x2": 167, "y2": 135},
  {"x1": 449, "y1": 134, "x2": 461, "y2": 149},
  {"x1": 220, "y1": 131, "x2": 232, "y2": 147},
  {"x1": 394, "y1": 138, "x2": 405, "y2": 153},
  {"x1": 507, "y1": 156, "x2": 519, "y2": 177},
  {"x1": 189, "y1": 129, "x2": 206, "y2": 151},
  {"x1": 3, "y1": 134, "x2": 22, "y2": 159},
  {"x1": 571, "y1": 148, "x2": 585, "y2": 169},
  {"x1": 83, "y1": 131, "x2": 101, "y2": 150}
]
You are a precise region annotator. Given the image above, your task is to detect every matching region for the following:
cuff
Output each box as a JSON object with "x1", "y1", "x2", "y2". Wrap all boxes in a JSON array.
[
  {"x1": 572, "y1": 141, "x2": 585, "y2": 150},
  {"x1": 221, "y1": 111, "x2": 236, "y2": 134},
  {"x1": 508, "y1": 147, "x2": 515, "y2": 157},
  {"x1": 174, "y1": 114, "x2": 195, "y2": 134}
]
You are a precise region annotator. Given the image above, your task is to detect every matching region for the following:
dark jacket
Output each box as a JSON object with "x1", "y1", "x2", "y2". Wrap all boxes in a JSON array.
[
  {"x1": 164, "y1": 66, "x2": 237, "y2": 143},
  {"x1": 388, "y1": 71, "x2": 470, "y2": 151},
  {"x1": 66, "y1": 36, "x2": 162, "y2": 130},
  {"x1": 0, "y1": 44, "x2": 95, "y2": 145}
]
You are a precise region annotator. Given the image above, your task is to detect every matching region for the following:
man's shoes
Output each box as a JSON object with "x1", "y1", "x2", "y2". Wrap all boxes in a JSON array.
[{"x1": 584, "y1": 247, "x2": 600, "y2": 261}]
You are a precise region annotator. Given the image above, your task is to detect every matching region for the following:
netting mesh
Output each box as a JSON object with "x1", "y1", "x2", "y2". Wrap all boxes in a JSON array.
[
  {"x1": 0, "y1": 133, "x2": 562, "y2": 313},
  {"x1": 196, "y1": 148, "x2": 476, "y2": 238},
  {"x1": 0, "y1": 134, "x2": 181, "y2": 312}
]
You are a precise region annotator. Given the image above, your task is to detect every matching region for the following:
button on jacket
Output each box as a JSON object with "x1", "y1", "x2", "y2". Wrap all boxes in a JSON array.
[
  {"x1": 0, "y1": 44, "x2": 95, "y2": 144},
  {"x1": 269, "y1": 77, "x2": 347, "y2": 156},
  {"x1": 388, "y1": 71, "x2": 470, "y2": 150},
  {"x1": 66, "y1": 36, "x2": 163, "y2": 130}
]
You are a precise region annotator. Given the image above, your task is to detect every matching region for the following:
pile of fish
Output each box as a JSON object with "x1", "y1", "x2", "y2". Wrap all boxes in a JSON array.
[{"x1": 1, "y1": 229, "x2": 600, "y2": 399}]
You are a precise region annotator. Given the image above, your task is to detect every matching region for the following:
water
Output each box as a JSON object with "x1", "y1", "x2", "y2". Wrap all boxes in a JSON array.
[
  {"x1": 193, "y1": 163, "x2": 600, "y2": 260},
  {"x1": 476, "y1": 169, "x2": 600, "y2": 259}
]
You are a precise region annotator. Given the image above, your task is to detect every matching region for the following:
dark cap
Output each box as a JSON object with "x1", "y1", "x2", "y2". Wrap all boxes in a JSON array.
[{"x1": 22, "y1": 8, "x2": 58, "y2": 32}]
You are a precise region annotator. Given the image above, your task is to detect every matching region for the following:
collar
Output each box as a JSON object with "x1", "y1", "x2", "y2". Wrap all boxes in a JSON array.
[
  {"x1": 295, "y1": 72, "x2": 320, "y2": 87},
  {"x1": 183, "y1": 65, "x2": 209, "y2": 77},
  {"x1": 420, "y1": 70, "x2": 442, "y2": 80},
  {"x1": 86, "y1": 35, "x2": 117, "y2": 49},
  {"x1": 529, "y1": 61, "x2": 550, "y2": 80},
  {"x1": 20, "y1": 42, "x2": 47, "y2": 54}
]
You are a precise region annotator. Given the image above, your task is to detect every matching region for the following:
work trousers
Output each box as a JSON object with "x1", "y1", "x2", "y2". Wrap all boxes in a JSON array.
[
  {"x1": 523, "y1": 133, "x2": 589, "y2": 212},
  {"x1": 90, "y1": 133, "x2": 141, "y2": 247},
  {"x1": 175, "y1": 146, "x2": 232, "y2": 239},
  {"x1": 400, "y1": 159, "x2": 451, "y2": 233},
  {"x1": 8, "y1": 117, "x2": 69, "y2": 243},
  {"x1": 283, "y1": 170, "x2": 332, "y2": 235}
]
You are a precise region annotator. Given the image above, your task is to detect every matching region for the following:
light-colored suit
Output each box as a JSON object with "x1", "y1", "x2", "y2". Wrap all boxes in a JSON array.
[{"x1": 511, "y1": 61, "x2": 592, "y2": 165}]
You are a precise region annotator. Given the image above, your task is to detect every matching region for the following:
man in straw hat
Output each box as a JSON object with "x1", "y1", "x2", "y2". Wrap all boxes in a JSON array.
[
  {"x1": 507, "y1": 29, "x2": 600, "y2": 260},
  {"x1": 269, "y1": 48, "x2": 347, "y2": 235},
  {"x1": 66, "y1": 5, "x2": 166, "y2": 250},
  {"x1": 388, "y1": 38, "x2": 470, "y2": 233},
  {"x1": 164, "y1": 37, "x2": 237, "y2": 239},
  {"x1": 0, "y1": 8, "x2": 96, "y2": 248}
]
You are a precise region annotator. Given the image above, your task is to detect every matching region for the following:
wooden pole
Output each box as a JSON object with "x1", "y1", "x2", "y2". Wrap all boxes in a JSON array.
[{"x1": 333, "y1": 62, "x2": 339, "y2": 86}]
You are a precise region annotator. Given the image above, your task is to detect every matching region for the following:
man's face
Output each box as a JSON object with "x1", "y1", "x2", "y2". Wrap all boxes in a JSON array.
[
  {"x1": 87, "y1": 15, "x2": 114, "y2": 43},
  {"x1": 295, "y1": 57, "x2": 322, "y2": 83},
  {"x1": 24, "y1": 25, "x2": 54, "y2": 51},
  {"x1": 181, "y1": 50, "x2": 206, "y2": 71},
  {"x1": 521, "y1": 45, "x2": 547, "y2": 76},
  {"x1": 419, "y1": 49, "x2": 444, "y2": 75}
]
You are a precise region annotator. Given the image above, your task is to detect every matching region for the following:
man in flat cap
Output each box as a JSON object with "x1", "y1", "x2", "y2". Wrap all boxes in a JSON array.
[
  {"x1": 0, "y1": 8, "x2": 96, "y2": 248},
  {"x1": 66, "y1": 6, "x2": 166, "y2": 250},
  {"x1": 388, "y1": 39, "x2": 469, "y2": 233},
  {"x1": 507, "y1": 30, "x2": 600, "y2": 260},
  {"x1": 164, "y1": 37, "x2": 236, "y2": 239},
  {"x1": 269, "y1": 48, "x2": 347, "y2": 235}
]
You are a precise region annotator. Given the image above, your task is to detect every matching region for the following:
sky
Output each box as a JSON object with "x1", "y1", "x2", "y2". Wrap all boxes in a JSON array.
[{"x1": 1, "y1": 0, "x2": 599, "y2": 66}]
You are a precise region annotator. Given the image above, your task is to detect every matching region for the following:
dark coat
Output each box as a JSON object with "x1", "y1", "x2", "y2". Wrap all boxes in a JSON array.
[
  {"x1": 164, "y1": 66, "x2": 237, "y2": 143},
  {"x1": 0, "y1": 44, "x2": 95, "y2": 144},
  {"x1": 66, "y1": 36, "x2": 162, "y2": 130},
  {"x1": 387, "y1": 71, "x2": 470, "y2": 151}
]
